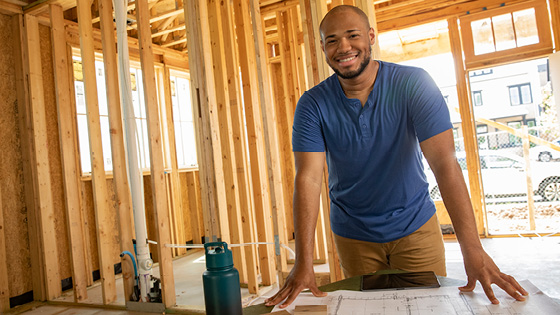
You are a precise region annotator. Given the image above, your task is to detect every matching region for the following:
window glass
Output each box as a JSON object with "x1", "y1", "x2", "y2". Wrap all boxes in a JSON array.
[
  {"x1": 170, "y1": 74, "x2": 198, "y2": 168},
  {"x1": 471, "y1": 18, "x2": 495, "y2": 55},
  {"x1": 73, "y1": 56, "x2": 152, "y2": 174},
  {"x1": 513, "y1": 8, "x2": 539, "y2": 46},
  {"x1": 492, "y1": 13, "x2": 516, "y2": 51}
]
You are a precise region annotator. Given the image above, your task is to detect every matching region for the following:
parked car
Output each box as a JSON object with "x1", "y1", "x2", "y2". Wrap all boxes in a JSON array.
[
  {"x1": 529, "y1": 138, "x2": 560, "y2": 162},
  {"x1": 426, "y1": 150, "x2": 560, "y2": 202}
]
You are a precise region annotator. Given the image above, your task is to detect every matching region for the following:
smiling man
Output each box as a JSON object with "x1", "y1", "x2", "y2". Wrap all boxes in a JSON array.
[{"x1": 265, "y1": 4, "x2": 528, "y2": 308}]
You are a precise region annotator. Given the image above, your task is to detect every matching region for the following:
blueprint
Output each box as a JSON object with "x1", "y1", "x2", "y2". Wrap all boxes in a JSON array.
[{"x1": 271, "y1": 280, "x2": 560, "y2": 314}]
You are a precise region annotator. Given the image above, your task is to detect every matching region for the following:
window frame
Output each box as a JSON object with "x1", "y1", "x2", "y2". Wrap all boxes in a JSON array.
[
  {"x1": 508, "y1": 83, "x2": 533, "y2": 105},
  {"x1": 459, "y1": 0, "x2": 553, "y2": 69}
]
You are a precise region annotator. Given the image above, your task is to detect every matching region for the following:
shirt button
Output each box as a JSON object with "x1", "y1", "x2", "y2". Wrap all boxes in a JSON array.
[{"x1": 362, "y1": 124, "x2": 367, "y2": 129}]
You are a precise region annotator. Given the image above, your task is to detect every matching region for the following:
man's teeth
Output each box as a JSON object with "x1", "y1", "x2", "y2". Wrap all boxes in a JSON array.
[{"x1": 339, "y1": 56, "x2": 355, "y2": 62}]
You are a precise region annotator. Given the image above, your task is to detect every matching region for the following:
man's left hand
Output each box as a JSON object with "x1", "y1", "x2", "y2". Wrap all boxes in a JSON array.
[{"x1": 459, "y1": 248, "x2": 528, "y2": 304}]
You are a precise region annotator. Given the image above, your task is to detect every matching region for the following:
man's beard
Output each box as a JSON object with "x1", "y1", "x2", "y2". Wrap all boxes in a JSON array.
[{"x1": 327, "y1": 46, "x2": 372, "y2": 80}]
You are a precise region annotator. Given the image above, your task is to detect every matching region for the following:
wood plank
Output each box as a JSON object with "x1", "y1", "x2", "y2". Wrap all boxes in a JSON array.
[
  {"x1": 236, "y1": 0, "x2": 280, "y2": 286},
  {"x1": 12, "y1": 13, "x2": 46, "y2": 302},
  {"x1": 551, "y1": 0, "x2": 560, "y2": 52},
  {"x1": 23, "y1": 13, "x2": 62, "y2": 300},
  {"x1": 377, "y1": 0, "x2": 526, "y2": 32},
  {"x1": 49, "y1": 3, "x2": 89, "y2": 302},
  {"x1": 276, "y1": 10, "x2": 297, "y2": 246},
  {"x1": 521, "y1": 126, "x2": 536, "y2": 230},
  {"x1": 254, "y1": 0, "x2": 291, "y2": 281},
  {"x1": 160, "y1": 66, "x2": 187, "y2": 256},
  {"x1": 213, "y1": 0, "x2": 252, "y2": 284},
  {"x1": 97, "y1": 0, "x2": 136, "y2": 300},
  {"x1": 184, "y1": 0, "x2": 229, "y2": 242},
  {"x1": 299, "y1": 0, "x2": 320, "y2": 87},
  {"x1": 186, "y1": 171, "x2": 203, "y2": 244},
  {"x1": 0, "y1": 0, "x2": 22, "y2": 15},
  {"x1": 217, "y1": 2, "x2": 258, "y2": 293},
  {"x1": 136, "y1": 0, "x2": 176, "y2": 306},
  {"x1": 76, "y1": 0, "x2": 117, "y2": 303},
  {"x1": 0, "y1": 163, "x2": 9, "y2": 311},
  {"x1": 448, "y1": 17, "x2": 486, "y2": 235}
]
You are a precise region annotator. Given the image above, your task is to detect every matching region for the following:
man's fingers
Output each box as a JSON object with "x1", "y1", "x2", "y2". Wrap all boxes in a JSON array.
[
  {"x1": 265, "y1": 286, "x2": 290, "y2": 306},
  {"x1": 279, "y1": 289, "x2": 303, "y2": 308},
  {"x1": 309, "y1": 285, "x2": 327, "y2": 298},
  {"x1": 458, "y1": 278, "x2": 476, "y2": 292},
  {"x1": 496, "y1": 274, "x2": 527, "y2": 302},
  {"x1": 501, "y1": 273, "x2": 528, "y2": 296},
  {"x1": 481, "y1": 282, "x2": 499, "y2": 304}
]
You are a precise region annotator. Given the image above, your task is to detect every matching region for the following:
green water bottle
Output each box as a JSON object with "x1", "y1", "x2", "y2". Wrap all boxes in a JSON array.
[{"x1": 203, "y1": 242, "x2": 242, "y2": 315}]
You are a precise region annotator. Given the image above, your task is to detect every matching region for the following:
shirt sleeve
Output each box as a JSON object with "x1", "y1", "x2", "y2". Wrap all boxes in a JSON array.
[
  {"x1": 292, "y1": 92, "x2": 326, "y2": 152},
  {"x1": 407, "y1": 68, "x2": 453, "y2": 142}
]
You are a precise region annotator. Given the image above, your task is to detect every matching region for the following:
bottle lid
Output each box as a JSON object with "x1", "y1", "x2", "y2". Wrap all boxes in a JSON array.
[{"x1": 204, "y1": 242, "x2": 233, "y2": 269}]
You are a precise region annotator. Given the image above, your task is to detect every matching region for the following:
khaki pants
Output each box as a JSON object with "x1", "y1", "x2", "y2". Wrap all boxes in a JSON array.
[{"x1": 333, "y1": 214, "x2": 447, "y2": 277}]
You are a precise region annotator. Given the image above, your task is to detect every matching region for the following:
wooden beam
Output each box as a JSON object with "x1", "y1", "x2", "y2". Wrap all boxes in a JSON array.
[
  {"x1": 448, "y1": 17, "x2": 486, "y2": 235},
  {"x1": 521, "y1": 126, "x2": 536, "y2": 230},
  {"x1": 0, "y1": 0, "x2": 22, "y2": 15},
  {"x1": 377, "y1": 0, "x2": 526, "y2": 32},
  {"x1": 23, "y1": 13, "x2": 62, "y2": 300},
  {"x1": 49, "y1": 3, "x2": 88, "y2": 302},
  {"x1": 550, "y1": 0, "x2": 560, "y2": 52},
  {"x1": 261, "y1": 0, "x2": 299, "y2": 14},
  {"x1": 159, "y1": 67, "x2": 187, "y2": 257},
  {"x1": 98, "y1": 0, "x2": 136, "y2": 301},
  {"x1": 152, "y1": 23, "x2": 185, "y2": 38},
  {"x1": 0, "y1": 161, "x2": 9, "y2": 311},
  {"x1": 233, "y1": 0, "x2": 277, "y2": 286},
  {"x1": 76, "y1": 0, "x2": 117, "y2": 303},
  {"x1": 220, "y1": 0, "x2": 259, "y2": 293},
  {"x1": 254, "y1": 0, "x2": 291, "y2": 282},
  {"x1": 136, "y1": 0, "x2": 176, "y2": 306},
  {"x1": 12, "y1": 14, "x2": 45, "y2": 301},
  {"x1": 184, "y1": 0, "x2": 229, "y2": 242},
  {"x1": 209, "y1": 0, "x2": 250, "y2": 284},
  {"x1": 161, "y1": 36, "x2": 186, "y2": 48}
]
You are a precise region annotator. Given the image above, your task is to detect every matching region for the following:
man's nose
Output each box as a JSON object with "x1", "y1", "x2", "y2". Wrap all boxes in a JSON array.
[{"x1": 337, "y1": 38, "x2": 351, "y2": 52}]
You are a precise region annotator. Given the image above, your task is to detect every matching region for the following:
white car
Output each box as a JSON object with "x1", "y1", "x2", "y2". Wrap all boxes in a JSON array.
[
  {"x1": 426, "y1": 150, "x2": 560, "y2": 202},
  {"x1": 529, "y1": 138, "x2": 560, "y2": 162}
]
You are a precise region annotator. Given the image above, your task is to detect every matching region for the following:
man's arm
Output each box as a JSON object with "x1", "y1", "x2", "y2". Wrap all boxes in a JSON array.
[
  {"x1": 420, "y1": 129, "x2": 528, "y2": 304},
  {"x1": 265, "y1": 151, "x2": 328, "y2": 308}
]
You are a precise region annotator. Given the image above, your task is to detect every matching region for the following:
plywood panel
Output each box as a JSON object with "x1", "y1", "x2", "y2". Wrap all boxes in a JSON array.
[{"x1": 1, "y1": 13, "x2": 32, "y2": 298}]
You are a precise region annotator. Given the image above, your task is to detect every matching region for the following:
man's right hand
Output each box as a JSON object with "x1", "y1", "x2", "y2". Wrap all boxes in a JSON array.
[{"x1": 264, "y1": 262, "x2": 327, "y2": 308}]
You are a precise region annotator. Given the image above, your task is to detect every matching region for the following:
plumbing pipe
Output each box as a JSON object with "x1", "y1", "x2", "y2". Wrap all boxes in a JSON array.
[
  {"x1": 120, "y1": 250, "x2": 139, "y2": 283},
  {"x1": 113, "y1": 0, "x2": 152, "y2": 302}
]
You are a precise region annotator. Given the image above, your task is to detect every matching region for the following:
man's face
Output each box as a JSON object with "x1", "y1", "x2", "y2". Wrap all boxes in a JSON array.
[{"x1": 320, "y1": 10, "x2": 375, "y2": 80}]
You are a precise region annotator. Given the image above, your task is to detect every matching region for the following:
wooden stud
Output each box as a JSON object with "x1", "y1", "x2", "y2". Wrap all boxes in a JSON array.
[
  {"x1": 233, "y1": 0, "x2": 277, "y2": 285},
  {"x1": 136, "y1": 0, "x2": 176, "y2": 306},
  {"x1": 186, "y1": 171, "x2": 204, "y2": 243},
  {"x1": 217, "y1": 0, "x2": 258, "y2": 285},
  {"x1": 97, "y1": 0, "x2": 136, "y2": 300},
  {"x1": 521, "y1": 126, "x2": 536, "y2": 230},
  {"x1": 550, "y1": 0, "x2": 560, "y2": 52},
  {"x1": 0, "y1": 161, "x2": 9, "y2": 311},
  {"x1": 222, "y1": 0, "x2": 260, "y2": 292},
  {"x1": 49, "y1": 3, "x2": 89, "y2": 302},
  {"x1": 448, "y1": 17, "x2": 486, "y2": 235},
  {"x1": 22, "y1": 13, "x2": 62, "y2": 301},
  {"x1": 160, "y1": 66, "x2": 187, "y2": 256},
  {"x1": 77, "y1": 0, "x2": 117, "y2": 303},
  {"x1": 276, "y1": 9, "x2": 298, "y2": 248},
  {"x1": 184, "y1": 0, "x2": 230, "y2": 243}
]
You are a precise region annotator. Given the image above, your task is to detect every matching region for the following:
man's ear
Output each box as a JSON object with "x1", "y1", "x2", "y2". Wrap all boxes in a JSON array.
[
  {"x1": 369, "y1": 27, "x2": 376, "y2": 45},
  {"x1": 320, "y1": 40, "x2": 325, "y2": 52}
]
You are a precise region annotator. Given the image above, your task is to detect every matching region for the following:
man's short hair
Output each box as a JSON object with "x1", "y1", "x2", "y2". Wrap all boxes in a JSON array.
[{"x1": 319, "y1": 5, "x2": 371, "y2": 36}]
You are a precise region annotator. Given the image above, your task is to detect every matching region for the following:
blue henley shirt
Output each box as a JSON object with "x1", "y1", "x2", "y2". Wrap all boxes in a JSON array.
[{"x1": 292, "y1": 61, "x2": 452, "y2": 243}]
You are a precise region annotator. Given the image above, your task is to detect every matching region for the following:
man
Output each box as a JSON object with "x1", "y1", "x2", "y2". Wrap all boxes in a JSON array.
[{"x1": 265, "y1": 4, "x2": 528, "y2": 308}]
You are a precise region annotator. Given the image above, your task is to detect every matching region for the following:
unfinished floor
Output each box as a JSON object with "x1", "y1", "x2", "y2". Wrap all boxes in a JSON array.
[{"x1": 8, "y1": 235, "x2": 560, "y2": 314}]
